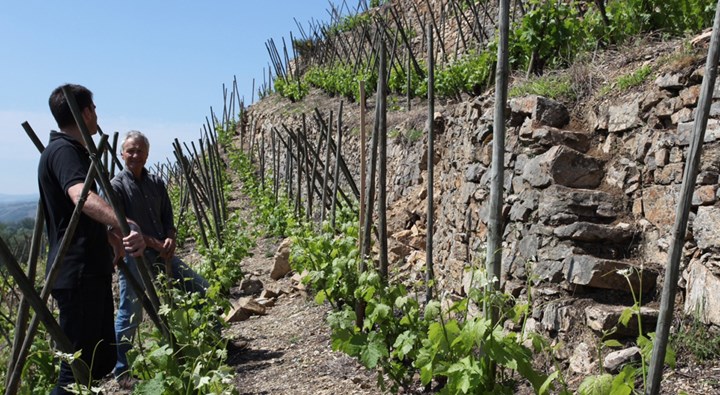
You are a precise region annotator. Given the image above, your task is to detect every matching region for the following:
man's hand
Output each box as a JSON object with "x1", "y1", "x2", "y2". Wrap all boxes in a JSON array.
[
  {"x1": 159, "y1": 237, "x2": 177, "y2": 260},
  {"x1": 124, "y1": 221, "x2": 146, "y2": 257}
]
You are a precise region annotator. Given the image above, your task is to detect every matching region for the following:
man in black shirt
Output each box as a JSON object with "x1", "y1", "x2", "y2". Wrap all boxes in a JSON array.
[{"x1": 38, "y1": 84, "x2": 145, "y2": 394}]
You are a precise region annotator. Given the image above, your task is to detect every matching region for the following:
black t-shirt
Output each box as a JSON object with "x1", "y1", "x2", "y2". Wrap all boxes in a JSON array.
[{"x1": 38, "y1": 131, "x2": 113, "y2": 289}]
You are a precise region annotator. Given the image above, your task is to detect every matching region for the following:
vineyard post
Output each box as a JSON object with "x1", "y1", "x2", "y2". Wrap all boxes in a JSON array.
[
  {"x1": 407, "y1": 53, "x2": 412, "y2": 112},
  {"x1": 358, "y1": 45, "x2": 381, "y2": 328},
  {"x1": 426, "y1": 25, "x2": 435, "y2": 302},
  {"x1": 272, "y1": 128, "x2": 279, "y2": 204},
  {"x1": 277, "y1": 126, "x2": 329, "y2": 211},
  {"x1": 359, "y1": 81, "x2": 366, "y2": 252},
  {"x1": 97, "y1": 127, "x2": 124, "y2": 174},
  {"x1": 321, "y1": 110, "x2": 333, "y2": 223},
  {"x1": 203, "y1": 126, "x2": 225, "y2": 224},
  {"x1": 183, "y1": 142, "x2": 212, "y2": 207},
  {"x1": 377, "y1": 40, "x2": 388, "y2": 281},
  {"x1": 173, "y1": 142, "x2": 210, "y2": 251},
  {"x1": 331, "y1": 102, "x2": 343, "y2": 229},
  {"x1": 295, "y1": 126, "x2": 302, "y2": 218},
  {"x1": 310, "y1": 118, "x2": 324, "y2": 219},
  {"x1": 197, "y1": 136, "x2": 216, "y2": 209},
  {"x1": 249, "y1": 121, "x2": 257, "y2": 164},
  {"x1": 199, "y1": 138, "x2": 223, "y2": 245},
  {"x1": 484, "y1": 0, "x2": 510, "y2": 384},
  {"x1": 296, "y1": 123, "x2": 343, "y2": 209},
  {"x1": 350, "y1": 22, "x2": 370, "y2": 75},
  {"x1": 388, "y1": 4, "x2": 425, "y2": 79},
  {"x1": 110, "y1": 131, "x2": 119, "y2": 177},
  {"x1": 424, "y1": 0, "x2": 446, "y2": 63},
  {"x1": 439, "y1": 0, "x2": 448, "y2": 63},
  {"x1": 450, "y1": 0, "x2": 469, "y2": 57},
  {"x1": 313, "y1": 108, "x2": 360, "y2": 200},
  {"x1": 229, "y1": 83, "x2": 236, "y2": 126},
  {"x1": 7, "y1": 123, "x2": 47, "y2": 386},
  {"x1": 1, "y1": 237, "x2": 89, "y2": 394},
  {"x1": 189, "y1": 141, "x2": 213, "y2": 207},
  {"x1": 408, "y1": 0, "x2": 427, "y2": 40},
  {"x1": 232, "y1": 75, "x2": 239, "y2": 121},
  {"x1": 6, "y1": 204, "x2": 44, "y2": 386},
  {"x1": 224, "y1": 84, "x2": 230, "y2": 128},
  {"x1": 102, "y1": 134, "x2": 109, "y2": 175},
  {"x1": 303, "y1": 115, "x2": 313, "y2": 220},
  {"x1": 6, "y1": 124, "x2": 47, "y2": 391},
  {"x1": 260, "y1": 127, "x2": 266, "y2": 191},
  {"x1": 241, "y1": 116, "x2": 249, "y2": 155},
  {"x1": 205, "y1": 118, "x2": 226, "y2": 221},
  {"x1": 286, "y1": 136, "x2": 293, "y2": 201},
  {"x1": 647, "y1": 2, "x2": 720, "y2": 393}
]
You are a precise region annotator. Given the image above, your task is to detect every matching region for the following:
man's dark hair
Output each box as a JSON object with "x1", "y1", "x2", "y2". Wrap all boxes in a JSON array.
[{"x1": 49, "y1": 84, "x2": 94, "y2": 129}]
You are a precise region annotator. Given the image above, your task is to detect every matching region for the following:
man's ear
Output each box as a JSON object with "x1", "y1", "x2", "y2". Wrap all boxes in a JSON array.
[{"x1": 81, "y1": 106, "x2": 92, "y2": 122}]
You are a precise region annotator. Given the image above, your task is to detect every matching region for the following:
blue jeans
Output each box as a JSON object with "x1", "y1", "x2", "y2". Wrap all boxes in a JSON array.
[{"x1": 113, "y1": 250, "x2": 208, "y2": 377}]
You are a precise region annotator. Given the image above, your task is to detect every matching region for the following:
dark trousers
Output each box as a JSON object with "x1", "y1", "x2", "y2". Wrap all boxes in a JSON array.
[{"x1": 50, "y1": 275, "x2": 116, "y2": 395}]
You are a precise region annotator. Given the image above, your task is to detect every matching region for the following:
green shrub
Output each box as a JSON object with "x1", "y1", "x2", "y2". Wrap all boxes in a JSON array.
[
  {"x1": 274, "y1": 77, "x2": 309, "y2": 102},
  {"x1": 305, "y1": 65, "x2": 375, "y2": 102}
]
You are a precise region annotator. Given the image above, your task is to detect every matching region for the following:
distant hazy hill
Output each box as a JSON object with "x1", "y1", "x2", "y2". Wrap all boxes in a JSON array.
[
  {"x1": 0, "y1": 194, "x2": 38, "y2": 203},
  {"x1": 0, "y1": 195, "x2": 37, "y2": 223}
]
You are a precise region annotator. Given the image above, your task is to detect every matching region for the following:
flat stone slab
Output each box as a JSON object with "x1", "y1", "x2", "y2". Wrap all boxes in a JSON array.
[
  {"x1": 585, "y1": 304, "x2": 659, "y2": 337},
  {"x1": 564, "y1": 255, "x2": 658, "y2": 294},
  {"x1": 554, "y1": 222, "x2": 636, "y2": 243}
]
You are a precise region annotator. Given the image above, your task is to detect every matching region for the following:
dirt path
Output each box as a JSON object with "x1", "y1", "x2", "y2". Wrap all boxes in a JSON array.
[
  {"x1": 222, "y1": 139, "x2": 381, "y2": 395},
  {"x1": 223, "y1": 235, "x2": 380, "y2": 395}
]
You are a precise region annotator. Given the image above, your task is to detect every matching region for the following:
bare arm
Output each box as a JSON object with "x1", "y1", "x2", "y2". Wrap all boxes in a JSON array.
[
  {"x1": 67, "y1": 182, "x2": 146, "y2": 256},
  {"x1": 67, "y1": 183, "x2": 120, "y2": 228}
]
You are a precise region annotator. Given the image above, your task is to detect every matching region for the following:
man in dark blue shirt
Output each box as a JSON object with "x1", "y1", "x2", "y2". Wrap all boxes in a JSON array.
[
  {"x1": 111, "y1": 130, "x2": 209, "y2": 379},
  {"x1": 39, "y1": 84, "x2": 145, "y2": 394}
]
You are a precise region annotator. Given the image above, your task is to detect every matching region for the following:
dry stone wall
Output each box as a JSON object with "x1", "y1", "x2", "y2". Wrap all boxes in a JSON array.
[{"x1": 245, "y1": 43, "x2": 720, "y2": 350}]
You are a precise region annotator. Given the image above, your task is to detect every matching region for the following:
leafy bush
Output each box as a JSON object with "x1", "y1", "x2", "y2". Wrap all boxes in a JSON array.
[
  {"x1": 305, "y1": 65, "x2": 375, "y2": 102},
  {"x1": 509, "y1": 0, "x2": 588, "y2": 73},
  {"x1": 274, "y1": 77, "x2": 309, "y2": 102}
]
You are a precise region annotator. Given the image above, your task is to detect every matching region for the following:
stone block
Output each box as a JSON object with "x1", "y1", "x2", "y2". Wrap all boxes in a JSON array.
[
  {"x1": 585, "y1": 304, "x2": 659, "y2": 337},
  {"x1": 564, "y1": 255, "x2": 658, "y2": 294},
  {"x1": 685, "y1": 261, "x2": 720, "y2": 326}
]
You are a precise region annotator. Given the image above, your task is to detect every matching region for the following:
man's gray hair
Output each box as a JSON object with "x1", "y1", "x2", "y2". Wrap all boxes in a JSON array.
[{"x1": 122, "y1": 130, "x2": 150, "y2": 151}]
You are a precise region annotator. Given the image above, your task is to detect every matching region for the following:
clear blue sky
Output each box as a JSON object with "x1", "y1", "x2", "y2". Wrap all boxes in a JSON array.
[{"x1": 0, "y1": 1, "x2": 340, "y2": 195}]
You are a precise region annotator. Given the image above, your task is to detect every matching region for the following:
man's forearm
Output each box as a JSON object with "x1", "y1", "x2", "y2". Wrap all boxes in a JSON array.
[{"x1": 68, "y1": 185, "x2": 120, "y2": 228}]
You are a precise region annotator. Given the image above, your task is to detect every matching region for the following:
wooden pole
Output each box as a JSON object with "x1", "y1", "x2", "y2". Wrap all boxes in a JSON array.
[
  {"x1": 377, "y1": 41, "x2": 389, "y2": 281},
  {"x1": 1, "y1": 237, "x2": 89, "y2": 394},
  {"x1": 426, "y1": 25, "x2": 435, "y2": 302},
  {"x1": 173, "y1": 142, "x2": 210, "y2": 250},
  {"x1": 484, "y1": 0, "x2": 509, "y2": 385},
  {"x1": 303, "y1": 115, "x2": 313, "y2": 220},
  {"x1": 312, "y1": 108, "x2": 360, "y2": 200},
  {"x1": 296, "y1": 126, "x2": 302, "y2": 218},
  {"x1": 331, "y1": 102, "x2": 343, "y2": 229},
  {"x1": 359, "y1": 81, "x2": 367, "y2": 251},
  {"x1": 321, "y1": 110, "x2": 333, "y2": 223}
]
